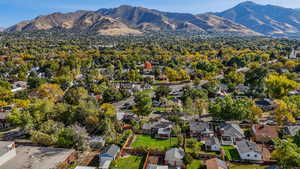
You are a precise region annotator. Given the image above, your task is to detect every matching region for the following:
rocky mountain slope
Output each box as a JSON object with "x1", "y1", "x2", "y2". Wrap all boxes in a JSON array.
[
  {"x1": 97, "y1": 5, "x2": 259, "y2": 35},
  {"x1": 6, "y1": 11, "x2": 142, "y2": 35},
  {"x1": 6, "y1": 5, "x2": 259, "y2": 36},
  {"x1": 216, "y1": 1, "x2": 300, "y2": 35}
]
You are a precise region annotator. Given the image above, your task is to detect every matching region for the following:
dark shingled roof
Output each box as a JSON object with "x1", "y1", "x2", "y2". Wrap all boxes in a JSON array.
[
  {"x1": 204, "y1": 136, "x2": 220, "y2": 146},
  {"x1": 189, "y1": 121, "x2": 211, "y2": 132}
]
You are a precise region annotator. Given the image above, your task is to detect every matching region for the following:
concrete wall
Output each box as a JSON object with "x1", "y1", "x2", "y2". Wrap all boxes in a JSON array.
[{"x1": 0, "y1": 148, "x2": 16, "y2": 166}]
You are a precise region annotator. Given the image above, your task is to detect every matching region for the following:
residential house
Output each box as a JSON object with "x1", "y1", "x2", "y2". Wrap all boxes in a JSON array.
[
  {"x1": 142, "y1": 119, "x2": 173, "y2": 139},
  {"x1": 288, "y1": 90, "x2": 300, "y2": 96},
  {"x1": 164, "y1": 148, "x2": 185, "y2": 167},
  {"x1": 142, "y1": 83, "x2": 153, "y2": 90},
  {"x1": 235, "y1": 84, "x2": 250, "y2": 93},
  {"x1": 120, "y1": 83, "x2": 141, "y2": 93},
  {"x1": 0, "y1": 141, "x2": 16, "y2": 166},
  {"x1": 144, "y1": 61, "x2": 153, "y2": 72},
  {"x1": 282, "y1": 125, "x2": 300, "y2": 136},
  {"x1": 252, "y1": 124, "x2": 278, "y2": 143},
  {"x1": 117, "y1": 111, "x2": 126, "y2": 121},
  {"x1": 157, "y1": 127, "x2": 172, "y2": 139},
  {"x1": 0, "y1": 106, "x2": 12, "y2": 112},
  {"x1": 157, "y1": 74, "x2": 168, "y2": 81},
  {"x1": 99, "y1": 144, "x2": 120, "y2": 169},
  {"x1": 206, "y1": 158, "x2": 228, "y2": 169},
  {"x1": 11, "y1": 81, "x2": 27, "y2": 93},
  {"x1": 189, "y1": 121, "x2": 214, "y2": 139},
  {"x1": 236, "y1": 140, "x2": 262, "y2": 161},
  {"x1": 219, "y1": 123, "x2": 244, "y2": 145},
  {"x1": 204, "y1": 136, "x2": 221, "y2": 152}
]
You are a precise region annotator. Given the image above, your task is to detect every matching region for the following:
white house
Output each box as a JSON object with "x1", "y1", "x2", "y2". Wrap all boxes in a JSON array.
[
  {"x1": 0, "y1": 141, "x2": 16, "y2": 166},
  {"x1": 219, "y1": 123, "x2": 244, "y2": 145},
  {"x1": 204, "y1": 136, "x2": 221, "y2": 152},
  {"x1": 236, "y1": 140, "x2": 262, "y2": 161},
  {"x1": 164, "y1": 148, "x2": 185, "y2": 167}
]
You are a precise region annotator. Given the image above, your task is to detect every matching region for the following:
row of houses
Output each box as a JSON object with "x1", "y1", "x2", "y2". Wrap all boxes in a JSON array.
[{"x1": 189, "y1": 120, "x2": 282, "y2": 162}]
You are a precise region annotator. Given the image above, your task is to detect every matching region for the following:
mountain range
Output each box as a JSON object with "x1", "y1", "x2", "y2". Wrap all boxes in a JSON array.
[
  {"x1": 5, "y1": 1, "x2": 300, "y2": 37},
  {"x1": 215, "y1": 1, "x2": 300, "y2": 36}
]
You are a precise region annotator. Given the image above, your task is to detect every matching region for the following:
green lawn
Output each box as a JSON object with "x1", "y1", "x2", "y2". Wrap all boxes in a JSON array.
[
  {"x1": 229, "y1": 164, "x2": 268, "y2": 169},
  {"x1": 187, "y1": 160, "x2": 203, "y2": 169},
  {"x1": 111, "y1": 155, "x2": 144, "y2": 169},
  {"x1": 131, "y1": 135, "x2": 178, "y2": 151},
  {"x1": 222, "y1": 146, "x2": 240, "y2": 161}
]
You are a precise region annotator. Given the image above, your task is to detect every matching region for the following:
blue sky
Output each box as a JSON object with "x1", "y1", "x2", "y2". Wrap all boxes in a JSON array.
[{"x1": 0, "y1": 0, "x2": 300, "y2": 27}]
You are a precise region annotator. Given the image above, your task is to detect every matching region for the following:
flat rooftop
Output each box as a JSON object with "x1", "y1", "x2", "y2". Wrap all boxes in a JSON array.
[
  {"x1": 0, "y1": 141, "x2": 14, "y2": 157},
  {"x1": 0, "y1": 145, "x2": 75, "y2": 169}
]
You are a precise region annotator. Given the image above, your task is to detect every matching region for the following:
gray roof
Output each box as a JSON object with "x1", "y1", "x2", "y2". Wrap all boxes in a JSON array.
[
  {"x1": 165, "y1": 148, "x2": 185, "y2": 161},
  {"x1": 283, "y1": 125, "x2": 300, "y2": 136},
  {"x1": 147, "y1": 164, "x2": 168, "y2": 169},
  {"x1": 0, "y1": 113, "x2": 9, "y2": 120},
  {"x1": 221, "y1": 123, "x2": 244, "y2": 138},
  {"x1": 157, "y1": 127, "x2": 171, "y2": 135},
  {"x1": 103, "y1": 144, "x2": 120, "y2": 157},
  {"x1": 204, "y1": 137, "x2": 220, "y2": 146},
  {"x1": 142, "y1": 119, "x2": 172, "y2": 130},
  {"x1": 236, "y1": 140, "x2": 261, "y2": 154},
  {"x1": 214, "y1": 158, "x2": 227, "y2": 169},
  {"x1": 189, "y1": 121, "x2": 211, "y2": 132}
]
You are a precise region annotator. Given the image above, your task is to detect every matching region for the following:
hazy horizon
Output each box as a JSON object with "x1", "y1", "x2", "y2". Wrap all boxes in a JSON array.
[{"x1": 1, "y1": 0, "x2": 300, "y2": 27}]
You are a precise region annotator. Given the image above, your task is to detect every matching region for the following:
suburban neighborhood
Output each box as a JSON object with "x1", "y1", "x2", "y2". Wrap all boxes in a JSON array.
[{"x1": 1, "y1": 1, "x2": 300, "y2": 169}]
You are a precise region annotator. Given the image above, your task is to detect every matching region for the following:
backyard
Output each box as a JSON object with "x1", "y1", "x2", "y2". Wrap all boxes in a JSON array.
[
  {"x1": 222, "y1": 146, "x2": 240, "y2": 161},
  {"x1": 111, "y1": 155, "x2": 144, "y2": 169},
  {"x1": 131, "y1": 134, "x2": 178, "y2": 151},
  {"x1": 186, "y1": 160, "x2": 203, "y2": 169},
  {"x1": 229, "y1": 164, "x2": 268, "y2": 169}
]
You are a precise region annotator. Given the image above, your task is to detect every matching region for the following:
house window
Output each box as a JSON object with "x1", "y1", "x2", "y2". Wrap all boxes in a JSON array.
[
  {"x1": 254, "y1": 155, "x2": 257, "y2": 157},
  {"x1": 247, "y1": 154, "x2": 250, "y2": 157}
]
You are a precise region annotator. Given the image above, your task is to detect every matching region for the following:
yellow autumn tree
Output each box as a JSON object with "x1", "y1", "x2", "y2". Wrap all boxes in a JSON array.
[
  {"x1": 100, "y1": 104, "x2": 117, "y2": 118},
  {"x1": 265, "y1": 74, "x2": 299, "y2": 99},
  {"x1": 273, "y1": 100, "x2": 296, "y2": 126},
  {"x1": 36, "y1": 83, "x2": 64, "y2": 102}
]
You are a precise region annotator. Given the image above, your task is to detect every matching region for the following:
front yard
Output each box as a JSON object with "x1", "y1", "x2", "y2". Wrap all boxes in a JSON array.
[
  {"x1": 222, "y1": 146, "x2": 240, "y2": 161},
  {"x1": 131, "y1": 134, "x2": 178, "y2": 151},
  {"x1": 111, "y1": 155, "x2": 144, "y2": 169}
]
